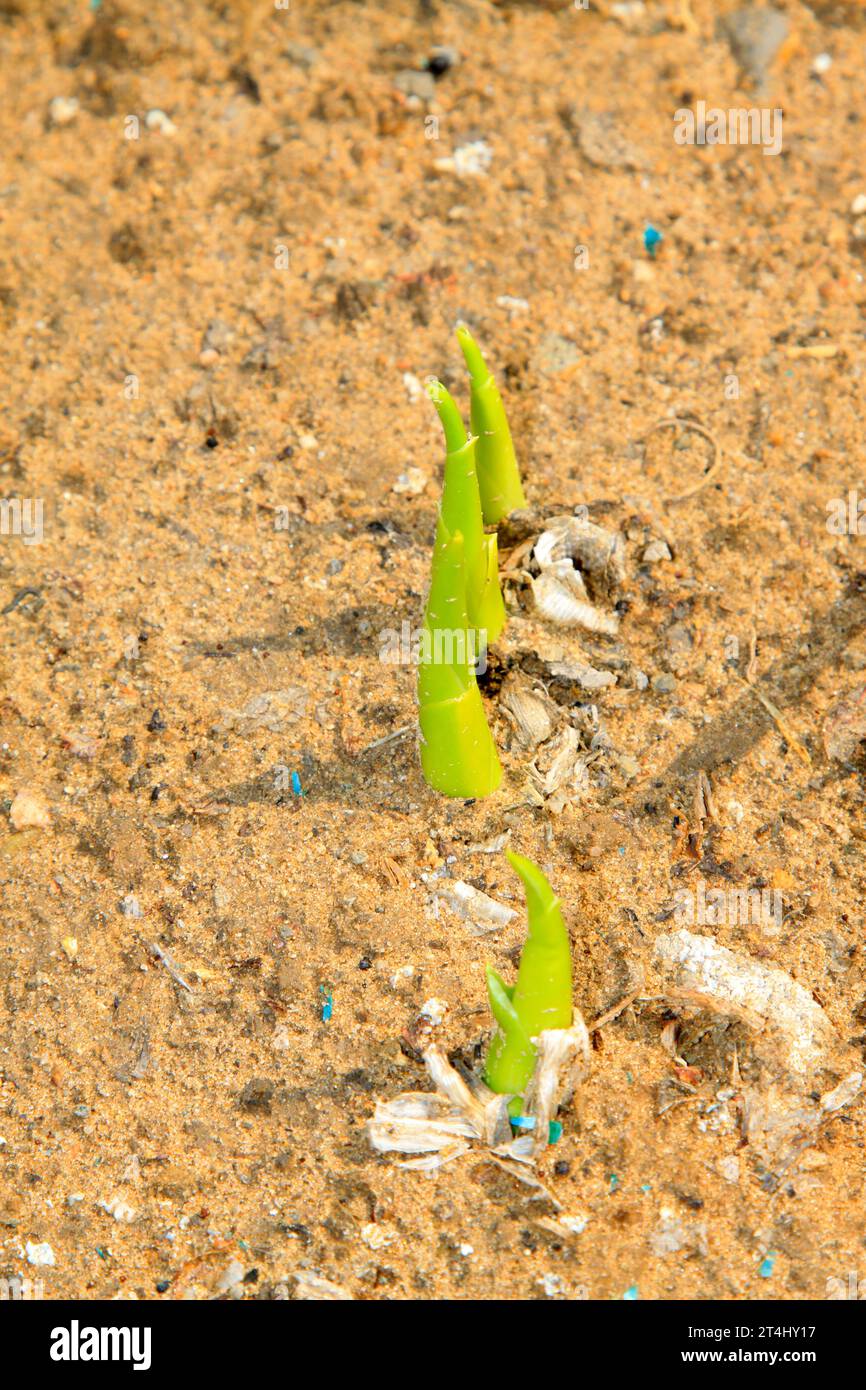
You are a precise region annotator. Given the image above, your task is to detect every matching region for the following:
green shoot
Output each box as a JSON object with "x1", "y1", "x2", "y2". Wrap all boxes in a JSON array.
[{"x1": 456, "y1": 325, "x2": 526, "y2": 525}]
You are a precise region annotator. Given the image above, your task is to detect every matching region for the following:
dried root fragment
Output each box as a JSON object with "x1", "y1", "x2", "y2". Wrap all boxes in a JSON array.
[
  {"x1": 534, "y1": 514, "x2": 627, "y2": 592},
  {"x1": 529, "y1": 513, "x2": 626, "y2": 635},
  {"x1": 653, "y1": 929, "x2": 835, "y2": 1076},
  {"x1": 531, "y1": 567, "x2": 619, "y2": 634},
  {"x1": 293, "y1": 1272, "x2": 354, "y2": 1301},
  {"x1": 547, "y1": 659, "x2": 617, "y2": 690},
  {"x1": 522, "y1": 1018, "x2": 591, "y2": 1157},
  {"x1": 368, "y1": 1046, "x2": 510, "y2": 1170},
  {"x1": 500, "y1": 674, "x2": 560, "y2": 752},
  {"x1": 742, "y1": 1071, "x2": 862, "y2": 1177},
  {"x1": 650, "y1": 931, "x2": 862, "y2": 1181},
  {"x1": 528, "y1": 725, "x2": 591, "y2": 813},
  {"x1": 368, "y1": 1024, "x2": 590, "y2": 1172},
  {"x1": 431, "y1": 879, "x2": 517, "y2": 934},
  {"x1": 823, "y1": 683, "x2": 866, "y2": 762}
]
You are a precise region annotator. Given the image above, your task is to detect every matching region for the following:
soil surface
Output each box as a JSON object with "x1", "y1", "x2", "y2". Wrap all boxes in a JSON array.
[{"x1": 2, "y1": 0, "x2": 866, "y2": 1301}]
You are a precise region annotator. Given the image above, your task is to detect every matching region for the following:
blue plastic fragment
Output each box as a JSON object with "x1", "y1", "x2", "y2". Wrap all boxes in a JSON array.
[
  {"x1": 320, "y1": 986, "x2": 333, "y2": 1022},
  {"x1": 623, "y1": 1284, "x2": 639, "y2": 1301},
  {"x1": 291, "y1": 771, "x2": 302, "y2": 796},
  {"x1": 609, "y1": 1174, "x2": 620, "y2": 1192},
  {"x1": 643, "y1": 224, "x2": 663, "y2": 257},
  {"x1": 510, "y1": 1116, "x2": 562, "y2": 1143},
  {"x1": 758, "y1": 1253, "x2": 776, "y2": 1278}
]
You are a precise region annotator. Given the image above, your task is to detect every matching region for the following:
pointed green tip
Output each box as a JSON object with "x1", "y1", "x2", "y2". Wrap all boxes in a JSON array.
[
  {"x1": 456, "y1": 324, "x2": 490, "y2": 386},
  {"x1": 427, "y1": 378, "x2": 467, "y2": 455},
  {"x1": 506, "y1": 849, "x2": 557, "y2": 921},
  {"x1": 485, "y1": 965, "x2": 516, "y2": 1034}
]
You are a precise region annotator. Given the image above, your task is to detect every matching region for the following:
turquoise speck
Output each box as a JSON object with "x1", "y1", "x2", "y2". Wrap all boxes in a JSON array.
[
  {"x1": 643, "y1": 224, "x2": 663, "y2": 257},
  {"x1": 623, "y1": 1284, "x2": 639, "y2": 1300},
  {"x1": 758, "y1": 1253, "x2": 776, "y2": 1278}
]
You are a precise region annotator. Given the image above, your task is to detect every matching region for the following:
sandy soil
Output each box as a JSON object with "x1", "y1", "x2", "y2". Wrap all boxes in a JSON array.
[{"x1": 1, "y1": 0, "x2": 866, "y2": 1301}]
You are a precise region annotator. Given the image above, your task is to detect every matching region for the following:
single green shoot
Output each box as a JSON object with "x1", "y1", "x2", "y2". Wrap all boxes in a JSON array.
[
  {"x1": 456, "y1": 325, "x2": 526, "y2": 525},
  {"x1": 484, "y1": 851, "x2": 573, "y2": 1106}
]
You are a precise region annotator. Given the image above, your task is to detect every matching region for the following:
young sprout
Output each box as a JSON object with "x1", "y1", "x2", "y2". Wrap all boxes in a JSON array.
[
  {"x1": 417, "y1": 526, "x2": 502, "y2": 798},
  {"x1": 456, "y1": 325, "x2": 526, "y2": 525},
  {"x1": 427, "y1": 379, "x2": 506, "y2": 646},
  {"x1": 484, "y1": 851, "x2": 572, "y2": 1104}
]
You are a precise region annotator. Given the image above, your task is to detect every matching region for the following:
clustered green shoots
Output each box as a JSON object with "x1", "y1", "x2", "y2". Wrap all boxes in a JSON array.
[
  {"x1": 417, "y1": 526, "x2": 502, "y2": 798},
  {"x1": 484, "y1": 851, "x2": 573, "y2": 1107},
  {"x1": 427, "y1": 380, "x2": 506, "y2": 646},
  {"x1": 417, "y1": 331, "x2": 525, "y2": 800}
]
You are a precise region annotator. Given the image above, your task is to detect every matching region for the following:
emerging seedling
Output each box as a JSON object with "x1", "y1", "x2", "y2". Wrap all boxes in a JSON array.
[
  {"x1": 484, "y1": 851, "x2": 572, "y2": 1103},
  {"x1": 456, "y1": 325, "x2": 526, "y2": 525},
  {"x1": 427, "y1": 379, "x2": 506, "y2": 645},
  {"x1": 417, "y1": 527, "x2": 502, "y2": 798}
]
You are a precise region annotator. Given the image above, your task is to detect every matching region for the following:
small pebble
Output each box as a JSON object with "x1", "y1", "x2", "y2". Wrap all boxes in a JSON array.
[
  {"x1": 811, "y1": 52, "x2": 832, "y2": 75},
  {"x1": 26, "y1": 1241, "x2": 56, "y2": 1267},
  {"x1": 394, "y1": 69, "x2": 436, "y2": 103},
  {"x1": 49, "y1": 96, "x2": 79, "y2": 126},
  {"x1": 402, "y1": 372, "x2": 424, "y2": 403},
  {"x1": 533, "y1": 332, "x2": 580, "y2": 375},
  {"x1": 642, "y1": 540, "x2": 671, "y2": 563},
  {"x1": 850, "y1": 193, "x2": 866, "y2": 216},
  {"x1": 434, "y1": 140, "x2": 493, "y2": 178},
  {"x1": 361, "y1": 1222, "x2": 396, "y2": 1250},
  {"x1": 99, "y1": 1195, "x2": 137, "y2": 1223},
  {"x1": 392, "y1": 465, "x2": 427, "y2": 495},
  {"x1": 426, "y1": 46, "x2": 459, "y2": 77},
  {"x1": 652, "y1": 673, "x2": 677, "y2": 694},
  {"x1": 496, "y1": 295, "x2": 530, "y2": 315},
  {"x1": 145, "y1": 109, "x2": 177, "y2": 136},
  {"x1": 9, "y1": 789, "x2": 51, "y2": 830},
  {"x1": 419, "y1": 997, "x2": 448, "y2": 1026},
  {"x1": 283, "y1": 41, "x2": 319, "y2": 70},
  {"x1": 119, "y1": 894, "x2": 143, "y2": 918}
]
